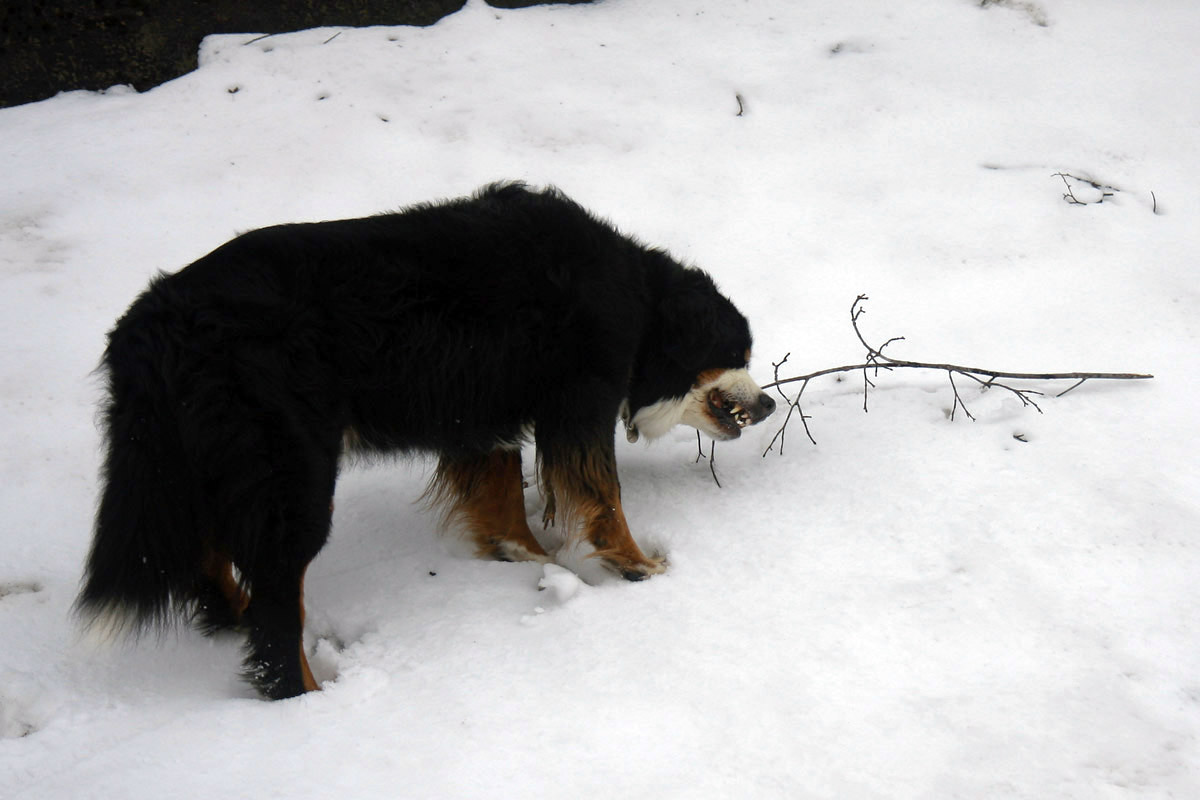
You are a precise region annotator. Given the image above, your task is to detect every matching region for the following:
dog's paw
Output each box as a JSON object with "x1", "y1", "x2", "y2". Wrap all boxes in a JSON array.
[
  {"x1": 493, "y1": 539, "x2": 554, "y2": 564},
  {"x1": 620, "y1": 558, "x2": 667, "y2": 582},
  {"x1": 594, "y1": 552, "x2": 667, "y2": 582}
]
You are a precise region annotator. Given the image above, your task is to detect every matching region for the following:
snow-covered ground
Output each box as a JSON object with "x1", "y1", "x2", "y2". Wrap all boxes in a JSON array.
[{"x1": 2, "y1": 0, "x2": 1197, "y2": 797}]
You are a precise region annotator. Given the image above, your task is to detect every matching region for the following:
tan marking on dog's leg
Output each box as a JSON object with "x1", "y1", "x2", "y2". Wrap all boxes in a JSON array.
[
  {"x1": 298, "y1": 569, "x2": 319, "y2": 693},
  {"x1": 543, "y1": 448, "x2": 665, "y2": 581},
  {"x1": 578, "y1": 492, "x2": 666, "y2": 581},
  {"x1": 432, "y1": 451, "x2": 551, "y2": 563},
  {"x1": 300, "y1": 644, "x2": 319, "y2": 693},
  {"x1": 201, "y1": 548, "x2": 249, "y2": 622}
]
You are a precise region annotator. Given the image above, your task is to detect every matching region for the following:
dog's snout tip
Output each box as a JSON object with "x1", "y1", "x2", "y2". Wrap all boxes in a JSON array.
[{"x1": 754, "y1": 393, "x2": 776, "y2": 420}]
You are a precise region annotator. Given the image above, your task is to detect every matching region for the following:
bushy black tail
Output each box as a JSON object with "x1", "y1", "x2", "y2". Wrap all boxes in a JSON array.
[{"x1": 75, "y1": 297, "x2": 205, "y2": 639}]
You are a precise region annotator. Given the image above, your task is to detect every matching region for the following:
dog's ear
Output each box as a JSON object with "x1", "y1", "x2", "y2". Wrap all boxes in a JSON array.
[
  {"x1": 658, "y1": 288, "x2": 718, "y2": 369},
  {"x1": 656, "y1": 268, "x2": 749, "y2": 370}
]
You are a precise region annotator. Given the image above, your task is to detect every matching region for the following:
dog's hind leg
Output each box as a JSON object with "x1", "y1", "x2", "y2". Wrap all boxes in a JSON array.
[
  {"x1": 235, "y1": 447, "x2": 337, "y2": 699},
  {"x1": 431, "y1": 450, "x2": 551, "y2": 564},
  {"x1": 241, "y1": 560, "x2": 321, "y2": 699}
]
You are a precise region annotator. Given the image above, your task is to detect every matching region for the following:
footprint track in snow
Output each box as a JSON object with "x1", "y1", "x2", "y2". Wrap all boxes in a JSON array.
[{"x1": 0, "y1": 580, "x2": 43, "y2": 600}]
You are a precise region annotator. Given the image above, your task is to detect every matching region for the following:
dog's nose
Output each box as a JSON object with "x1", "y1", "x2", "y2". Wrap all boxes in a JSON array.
[{"x1": 753, "y1": 392, "x2": 776, "y2": 421}]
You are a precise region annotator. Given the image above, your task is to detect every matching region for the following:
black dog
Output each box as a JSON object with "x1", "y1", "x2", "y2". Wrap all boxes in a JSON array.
[{"x1": 76, "y1": 183, "x2": 775, "y2": 699}]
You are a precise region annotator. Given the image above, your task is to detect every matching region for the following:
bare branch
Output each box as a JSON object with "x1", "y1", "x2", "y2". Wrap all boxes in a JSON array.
[{"x1": 761, "y1": 295, "x2": 1153, "y2": 456}]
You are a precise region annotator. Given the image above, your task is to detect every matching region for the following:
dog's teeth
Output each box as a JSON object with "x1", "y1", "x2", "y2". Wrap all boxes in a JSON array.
[{"x1": 730, "y1": 405, "x2": 744, "y2": 416}]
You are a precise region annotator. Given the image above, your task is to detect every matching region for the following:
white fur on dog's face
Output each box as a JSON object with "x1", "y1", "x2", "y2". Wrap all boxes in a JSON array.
[{"x1": 627, "y1": 368, "x2": 768, "y2": 442}]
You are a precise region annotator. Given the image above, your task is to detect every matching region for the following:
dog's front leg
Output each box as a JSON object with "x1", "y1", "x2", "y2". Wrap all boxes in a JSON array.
[{"x1": 539, "y1": 434, "x2": 665, "y2": 581}]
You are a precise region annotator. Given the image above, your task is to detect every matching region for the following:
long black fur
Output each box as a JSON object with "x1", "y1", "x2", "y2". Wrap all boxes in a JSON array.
[{"x1": 76, "y1": 182, "x2": 754, "y2": 698}]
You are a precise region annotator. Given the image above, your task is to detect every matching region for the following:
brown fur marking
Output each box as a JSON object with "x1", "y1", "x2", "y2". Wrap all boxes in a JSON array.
[
  {"x1": 540, "y1": 446, "x2": 664, "y2": 579},
  {"x1": 298, "y1": 569, "x2": 319, "y2": 692},
  {"x1": 694, "y1": 368, "x2": 727, "y2": 388},
  {"x1": 200, "y1": 548, "x2": 249, "y2": 622},
  {"x1": 428, "y1": 449, "x2": 550, "y2": 562}
]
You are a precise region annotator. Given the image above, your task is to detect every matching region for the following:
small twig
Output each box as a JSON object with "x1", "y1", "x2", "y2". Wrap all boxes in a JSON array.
[
  {"x1": 763, "y1": 355, "x2": 818, "y2": 457},
  {"x1": 861, "y1": 365, "x2": 874, "y2": 412},
  {"x1": 735, "y1": 93, "x2": 746, "y2": 117},
  {"x1": 957, "y1": 369, "x2": 1043, "y2": 412},
  {"x1": 763, "y1": 354, "x2": 792, "y2": 455},
  {"x1": 694, "y1": 431, "x2": 722, "y2": 487},
  {"x1": 948, "y1": 372, "x2": 975, "y2": 421},
  {"x1": 1056, "y1": 172, "x2": 1084, "y2": 205},
  {"x1": 794, "y1": 383, "x2": 817, "y2": 446},
  {"x1": 771, "y1": 353, "x2": 791, "y2": 386},
  {"x1": 323, "y1": 31, "x2": 343, "y2": 44},
  {"x1": 707, "y1": 440, "x2": 721, "y2": 487},
  {"x1": 1055, "y1": 377, "x2": 1087, "y2": 397},
  {"x1": 1053, "y1": 172, "x2": 1119, "y2": 206}
]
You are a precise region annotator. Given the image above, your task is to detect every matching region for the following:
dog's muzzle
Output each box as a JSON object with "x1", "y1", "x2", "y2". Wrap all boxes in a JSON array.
[{"x1": 711, "y1": 389, "x2": 776, "y2": 431}]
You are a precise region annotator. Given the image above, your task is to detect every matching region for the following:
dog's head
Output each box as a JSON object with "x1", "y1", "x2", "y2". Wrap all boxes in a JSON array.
[{"x1": 624, "y1": 266, "x2": 776, "y2": 442}]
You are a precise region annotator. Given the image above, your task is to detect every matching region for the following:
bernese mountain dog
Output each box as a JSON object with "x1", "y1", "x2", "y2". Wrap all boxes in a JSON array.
[{"x1": 76, "y1": 182, "x2": 776, "y2": 699}]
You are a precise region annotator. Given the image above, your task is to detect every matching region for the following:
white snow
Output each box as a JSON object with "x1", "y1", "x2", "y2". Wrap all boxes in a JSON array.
[{"x1": 2, "y1": 0, "x2": 1198, "y2": 797}]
